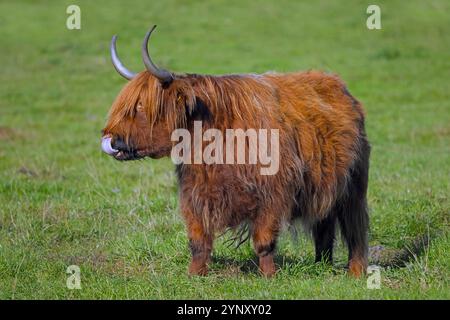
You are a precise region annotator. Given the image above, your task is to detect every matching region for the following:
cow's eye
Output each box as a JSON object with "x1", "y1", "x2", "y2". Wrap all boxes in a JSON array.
[{"x1": 136, "y1": 103, "x2": 144, "y2": 112}]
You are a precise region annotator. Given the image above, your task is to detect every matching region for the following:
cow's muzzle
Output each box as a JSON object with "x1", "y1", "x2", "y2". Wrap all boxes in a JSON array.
[{"x1": 101, "y1": 135, "x2": 142, "y2": 161}]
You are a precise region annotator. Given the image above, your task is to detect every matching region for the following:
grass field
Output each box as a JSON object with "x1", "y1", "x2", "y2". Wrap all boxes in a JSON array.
[{"x1": 0, "y1": 0, "x2": 449, "y2": 299}]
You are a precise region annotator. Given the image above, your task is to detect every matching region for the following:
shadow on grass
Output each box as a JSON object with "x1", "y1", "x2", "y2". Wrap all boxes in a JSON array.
[
  {"x1": 209, "y1": 254, "x2": 339, "y2": 277},
  {"x1": 209, "y1": 233, "x2": 434, "y2": 276}
]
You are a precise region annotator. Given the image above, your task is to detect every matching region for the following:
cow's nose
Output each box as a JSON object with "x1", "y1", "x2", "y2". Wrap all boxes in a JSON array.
[
  {"x1": 101, "y1": 136, "x2": 118, "y2": 155},
  {"x1": 110, "y1": 136, "x2": 129, "y2": 151}
]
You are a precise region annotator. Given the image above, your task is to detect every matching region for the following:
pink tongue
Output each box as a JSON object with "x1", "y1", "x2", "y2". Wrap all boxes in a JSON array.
[{"x1": 101, "y1": 136, "x2": 118, "y2": 155}]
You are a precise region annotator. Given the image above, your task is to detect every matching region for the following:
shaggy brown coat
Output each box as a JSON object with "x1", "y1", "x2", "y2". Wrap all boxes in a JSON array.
[{"x1": 102, "y1": 70, "x2": 370, "y2": 277}]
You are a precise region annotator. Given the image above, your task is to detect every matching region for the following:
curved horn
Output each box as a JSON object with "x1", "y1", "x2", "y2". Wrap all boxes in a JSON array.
[
  {"x1": 110, "y1": 35, "x2": 136, "y2": 80},
  {"x1": 142, "y1": 25, "x2": 173, "y2": 84}
]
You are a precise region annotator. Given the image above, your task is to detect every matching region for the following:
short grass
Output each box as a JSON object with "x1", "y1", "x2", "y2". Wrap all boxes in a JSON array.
[{"x1": 0, "y1": 0, "x2": 448, "y2": 299}]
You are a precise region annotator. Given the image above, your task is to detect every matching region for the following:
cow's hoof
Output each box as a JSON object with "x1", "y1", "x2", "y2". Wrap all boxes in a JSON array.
[
  {"x1": 188, "y1": 261, "x2": 209, "y2": 276},
  {"x1": 348, "y1": 259, "x2": 367, "y2": 278},
  {"x1": 259, "y1": 255, "x2": 276, "y2": 277}
]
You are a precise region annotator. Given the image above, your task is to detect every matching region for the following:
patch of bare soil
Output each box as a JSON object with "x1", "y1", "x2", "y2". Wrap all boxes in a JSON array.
[
  {"x1": 0, "y1": 127, "x2": 16, "y2": 141},
  {"x1": 17, "y1": 166, "x2": 38, "y2": 177},
  {"x1": 369, "y1": 234, "x2": 431, "y2": 267}
]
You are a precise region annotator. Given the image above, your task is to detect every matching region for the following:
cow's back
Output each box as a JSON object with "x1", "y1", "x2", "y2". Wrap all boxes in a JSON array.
[{"x1": 265, "y1": 71, "x2": 366, "y2": 217}]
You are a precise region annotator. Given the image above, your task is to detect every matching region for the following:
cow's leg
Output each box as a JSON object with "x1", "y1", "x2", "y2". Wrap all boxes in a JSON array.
[
  {"x1": 313, "y1": 213, "x2": 336, "y2": 264},
  {"x1": 337, "y1": 138, "x2": 370, "y2": 278},
  {"x1": 184, "y1": 212, "x2": 213, "y2": 276},
  {"x1": 252, "y1": 213, "x2": 280, "y2": 277},
  {"x1": 338, "y1": 197, "x2": 368, "y2": 278}
]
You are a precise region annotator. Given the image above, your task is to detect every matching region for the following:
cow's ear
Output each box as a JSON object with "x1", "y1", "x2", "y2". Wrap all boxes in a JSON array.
[{"x1": 187, "y1": 97, "x2": 212, "y2": 121}]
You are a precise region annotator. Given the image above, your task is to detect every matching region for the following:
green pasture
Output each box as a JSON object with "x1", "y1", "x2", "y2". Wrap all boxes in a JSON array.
[{"x1": 0, "y1": 0, "x2": 448, "y2": 299}]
